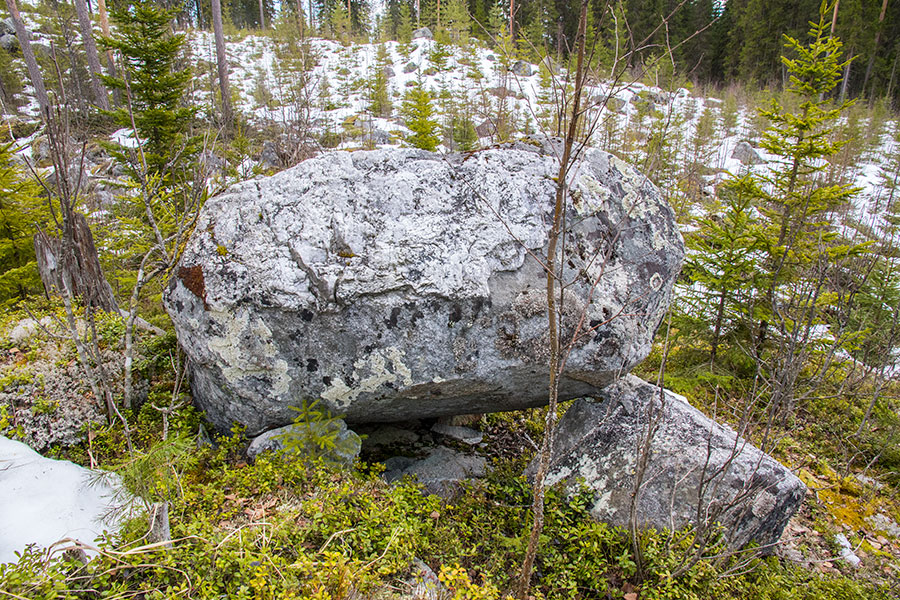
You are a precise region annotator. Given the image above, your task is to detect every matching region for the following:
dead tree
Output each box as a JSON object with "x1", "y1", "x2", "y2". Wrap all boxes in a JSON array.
[{"x1": 73, "y1": 0, "x2": 110, "y2": 110}]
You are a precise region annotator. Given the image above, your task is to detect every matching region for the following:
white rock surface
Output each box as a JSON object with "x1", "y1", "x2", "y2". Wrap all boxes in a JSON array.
[
  {"x1": 0, "y1": 436, "x2": 125, "y2": 564},
  {"x1": 165, "y1": 143, "x2": 684, "y2": 434}
]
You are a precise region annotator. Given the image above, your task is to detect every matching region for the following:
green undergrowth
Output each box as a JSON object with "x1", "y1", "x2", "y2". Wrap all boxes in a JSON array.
[{"x1": 1, "y1": 425, "x2": 892, "y2": 600}]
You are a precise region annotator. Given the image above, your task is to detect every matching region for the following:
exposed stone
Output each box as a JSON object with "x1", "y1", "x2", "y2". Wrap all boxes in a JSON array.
[
  {"x1": 382, "y1": 65, "x2": 395, "y2": 78},
  {"x1": 412, "y1": 27, "x2": 433, "y2": 40},
  {"x1": 165, "y1": 143, "x2": 683, "y2": 434},
  {"x1": 403, "y1": 61, "x2": 418, "y2": 74},
  {"x1": 0, "y1": 17, "x2": 14, "y2": 37},
  {"x1": 510, "y1": 60, "x2": 533, "y2": 77},
  {"x1": 835, "y1": 533, "x2": 861, "y2": 567},
  {"x1": 474, "y1": 119, "x2": 495, "y2": 138},
  {"x1": 258, "y1": 140, "x2": 281, "y2": 169},
  {"x1": 731, "y1": 140, "x2": 764, "y2": 165},
  {"x1": 431, "y1": 422, "x2": 482, "y2": 445},
  {"x1": 246, "y1": 418, "x2": 361, "y2": 465},
  {"x1": 385, "y1": 446, "x2": 486, "y2": 497},
  {"x1": 0, "y1": 33, "x2": 17, "y2": 52},
  {"x1": 533, "y1": 375, "x2": 806, "y2": 549},
  {"x1": 361, "y1": 425, "x2": 421, "y2": 449},
  {"x1": 0, "y1": 436, "x2": 127, "y2": 563}
]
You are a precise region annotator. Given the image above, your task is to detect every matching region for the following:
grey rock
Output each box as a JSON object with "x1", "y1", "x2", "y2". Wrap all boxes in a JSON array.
[
  {"x1": 474, "y1": 119, "x2": 495, "y2": 138},
  {"x1": 532, "y1": 375, "x2": 806, "y2": 549},
  {"x1": 835, "y1": 533, "x2": 861, "y2": 567},
  {"x1": 258, "y1": 140, "x2": 281, "y2": 169},
  {"x1": 382, "y1": 65, "x2": 395, "y2": 78},
  {"x1": 0, "y1": 33, "x2": 17, "y2": 52},
  {"x1": 412, "y1": 27, "x2": 433, "y2": 40},
  {"x1": 246, "y1": 419, "x2": 361, "y2": 465},
  {"x1": 362, "y1": 425, "x2": 421, "y2": 448},
  {"x1": 603, "y1": 96, "x2": 627, "y2": 113},
  {"x1": 387, "y1": 446, "x2": 486, "y2": 497},
  {"x1": 403, "y1": 61, "x2": 418, "y2": 74},
  {"x1": 510, "y1": 60, "x2": 533, "y2": 77},
  {"x1": 0, "y1": 18, "x2": 14, "y2": 37},
  {"x1": 485, "y1": 54, "x2": 496, "y2": 62},
  {"x1": 731, "y1": 140, "x2": 764, "y2": 166},
  {"x1": 369, "y1": 128, "x2": 391, "y2": 145},
  {"x1": 406, "y1": 558, "x2": 445, "y2": 600},
  {"x1": 164, "y1": 144, "x2": 683, "y2": 434},
  {"x1": 431, "y1": 422, "x2": 482, "y2": 445},
  {"x1": 705, "y1": 97, "x2": 723, "y2": 107}
]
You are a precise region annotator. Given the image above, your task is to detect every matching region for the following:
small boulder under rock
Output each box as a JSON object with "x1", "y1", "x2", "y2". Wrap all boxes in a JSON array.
[
  {"x1": 0, "y1": 436, "x2": 127, "y2": 563},
  {"x1": 431, "y1": 421, "x2": 482, "y2": 445},
  {"x1": 384, "y1": 446, "x2": 486, "y2": 497},
  {"x1": 533, "y1": 375, "x2": 806, "y2": 549},
  {"x1": 247, "y1": 418, "x2": 361, "y2": 465}
]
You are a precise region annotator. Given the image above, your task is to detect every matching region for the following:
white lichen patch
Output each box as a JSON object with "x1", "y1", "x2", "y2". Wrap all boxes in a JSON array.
[
  {"x1": 609, "y1": 154, "x2": 657, "y2": 220},
  {"x1": 206, "y1": 309, "x2": 290, "y2": 395},
  {"x1": 320, "y1": 346, "x2": 415, "y2": 409}
]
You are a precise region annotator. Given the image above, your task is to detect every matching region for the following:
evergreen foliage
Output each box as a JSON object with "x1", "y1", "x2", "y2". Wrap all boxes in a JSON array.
[
  {"x1": 101, "y1": 0, "x2": 196, "y2": 177},
  {"x1": 402, "y1": 83, "x2": 440, "y2": 150},
  {"x1": 0, "y1": 143, "x2": 45, "y2": 307}
]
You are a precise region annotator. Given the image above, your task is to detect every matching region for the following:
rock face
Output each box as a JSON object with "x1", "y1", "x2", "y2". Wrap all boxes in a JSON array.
[
  {"x1": 534, "y1": 375, "x2": 806, "y2": 549},
  {"x1": 731, "y1": 140, "x2": 764, "y2": 165},
  {"x1": 0, "y1": 436, "x2": 125, "y2": 563},
  {"x1": 165, "y1": 143, "x2": 683, "y2": 434}
]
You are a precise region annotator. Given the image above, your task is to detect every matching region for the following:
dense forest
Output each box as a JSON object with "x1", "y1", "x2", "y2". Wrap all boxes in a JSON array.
[{"x1": 0, "y1": 0, "x2": 899, "y2": 598}]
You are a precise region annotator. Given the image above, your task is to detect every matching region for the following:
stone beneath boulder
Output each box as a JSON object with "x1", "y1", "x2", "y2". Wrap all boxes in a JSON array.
[
  {"x1": 533, "y1": 375, "x2": 806, "y2": 549},
  {"x1": 731, "y1": 140, "x2": 764, "y2": 165},
  {"x1": 165, "y1": 143, "x2": 683, "y2": 434},
  {"x1": 0, "y1": 436, "x2": 126, "y2": 564},
  {"x1": 431, "y1": 422, "x2": 482, "y2": 445},
  {"x1": 246, "y1": 419, "x2": 361, "y2": 465},
  {"x1": 384, "y1": 446, "x2": 486, "y2": 497}
]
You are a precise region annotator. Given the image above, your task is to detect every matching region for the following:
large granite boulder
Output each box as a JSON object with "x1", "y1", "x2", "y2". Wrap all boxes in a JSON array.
[
  {"x1": 533, "y1": 375, "x2": 806, "y2": 549},
  {"x1": 164, "y1": 143, "x2": 683, "y2": 434}
]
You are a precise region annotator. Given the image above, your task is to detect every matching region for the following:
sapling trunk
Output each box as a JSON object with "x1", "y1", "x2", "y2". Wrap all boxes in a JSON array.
[{"x1": 516, "y1": 1, "x2": 590, "y2": 597}]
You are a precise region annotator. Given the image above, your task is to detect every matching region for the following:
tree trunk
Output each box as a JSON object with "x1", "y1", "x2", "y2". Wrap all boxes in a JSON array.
[
  {"x1": 5, "y1": 0, "x2": 50, "y2": 117},
  {"x1": 73, "y1": 0, "x2": 109, "y2": 110},
  {"x1": 33, "y1": 213, "x2": 120, "y2": 313},
  {"x1": 96, "y1": 0, "x2": 120, "y2": 106},
  {"x1": 258, "y1": 0, "x2": 266, "y2": 29},
  {"x1": 210, "y1": 0, "x2": 232, "y2": 130},
  {"x1": 839, "y1": 48, "x2": 852, "y2": 103},
  {"x1": 862, "y1": 0, "x2": 889, "y2": 99},
  {"x1": 710, "y1": 290, "x2": 726, "y2": 367},
  {"x1": 509, "y1": 0, "x2": 514, "y2": 40}
]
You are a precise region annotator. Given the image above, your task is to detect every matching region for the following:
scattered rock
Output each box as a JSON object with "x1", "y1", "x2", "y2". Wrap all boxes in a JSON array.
[
  {"x1": 705, "y1": 97, "x2": 723, "y2": 107},
  {"x1": 835, "y1": 533, "x2": 861, "y2": 567},
  {"x1": 532, "y1": 375, "x2": 807, "y2": 549},
  {"x1": 486, "y1": 86, "x2": 513, "y2": 98},
  {"x1": 258, "y1": 140, "x2": 281, "y2": 169},
  {"x1": 474, "y1": 118, "x2": 495, "y2": 138},
  {"x1": 0, "y1": 17, "x2": 14, "y2": 37},
  {"x1": 867, "y1": 512, "x2": 900, "y2": 537},
  {"x1": 246, "y1": 418, "x2": 361, "y2": 466},
  {"x1": 385, "y1": 446, "x2": 486, "y2": 497},
  {"x1": 0, "y1": 33, "x2": 17, "y2": 52},
  {"x1": 731, "y1": 140, "x2": 764, "y2": 165},
  {"x1": 412, "y1": 27, "x2": 433, "y2": 40},
  {"x1": 431, "y1": 421, "x2": 482, "y2": 445},
  {"x1": 0, "y1": 436, "x2": 127, "y2": 563},
  {"x1": 7, "y1": 316, "x2": 52, "y2": 345},
  {"x1": 382, "y1": 65, "x2": 395, "y2": 78},
  {"x1": 406, "y1": 558, "x2": 445, "y2": 600},
  {"x1": 485, "y1": 54, "x2": 496, "y2": 62},
  {"x1": 510, "y1": 60, "x2": 533, "y2": 77},
  {"x1": 165, "y1": 144, "x2": 683, "y2": 434},
  {"x1": 361, "y1": 425, "x2": 421, "y2": 449},
  {"x1": 403, "y1": 61, "x2": 418, "y2": 74}
]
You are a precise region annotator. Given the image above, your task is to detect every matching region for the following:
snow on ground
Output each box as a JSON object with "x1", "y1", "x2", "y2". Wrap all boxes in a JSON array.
[{"x1": 0, "y1": 435, "x2": 128, "y2": 564}]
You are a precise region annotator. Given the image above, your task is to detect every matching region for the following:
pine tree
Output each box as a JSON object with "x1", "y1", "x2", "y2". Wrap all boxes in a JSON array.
[
  {"x1": 101, "y1": 0, "x2": 196, "y2": 177},
  {"x1": 367, "y1": 44, "x2": 393, "y2": 117},
  {"x1": 0, "y1": 142, "x2": 45, "y2": 307},
  {"x1": 402, "y1": 83, "x2": 440, "y2": 151}
]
